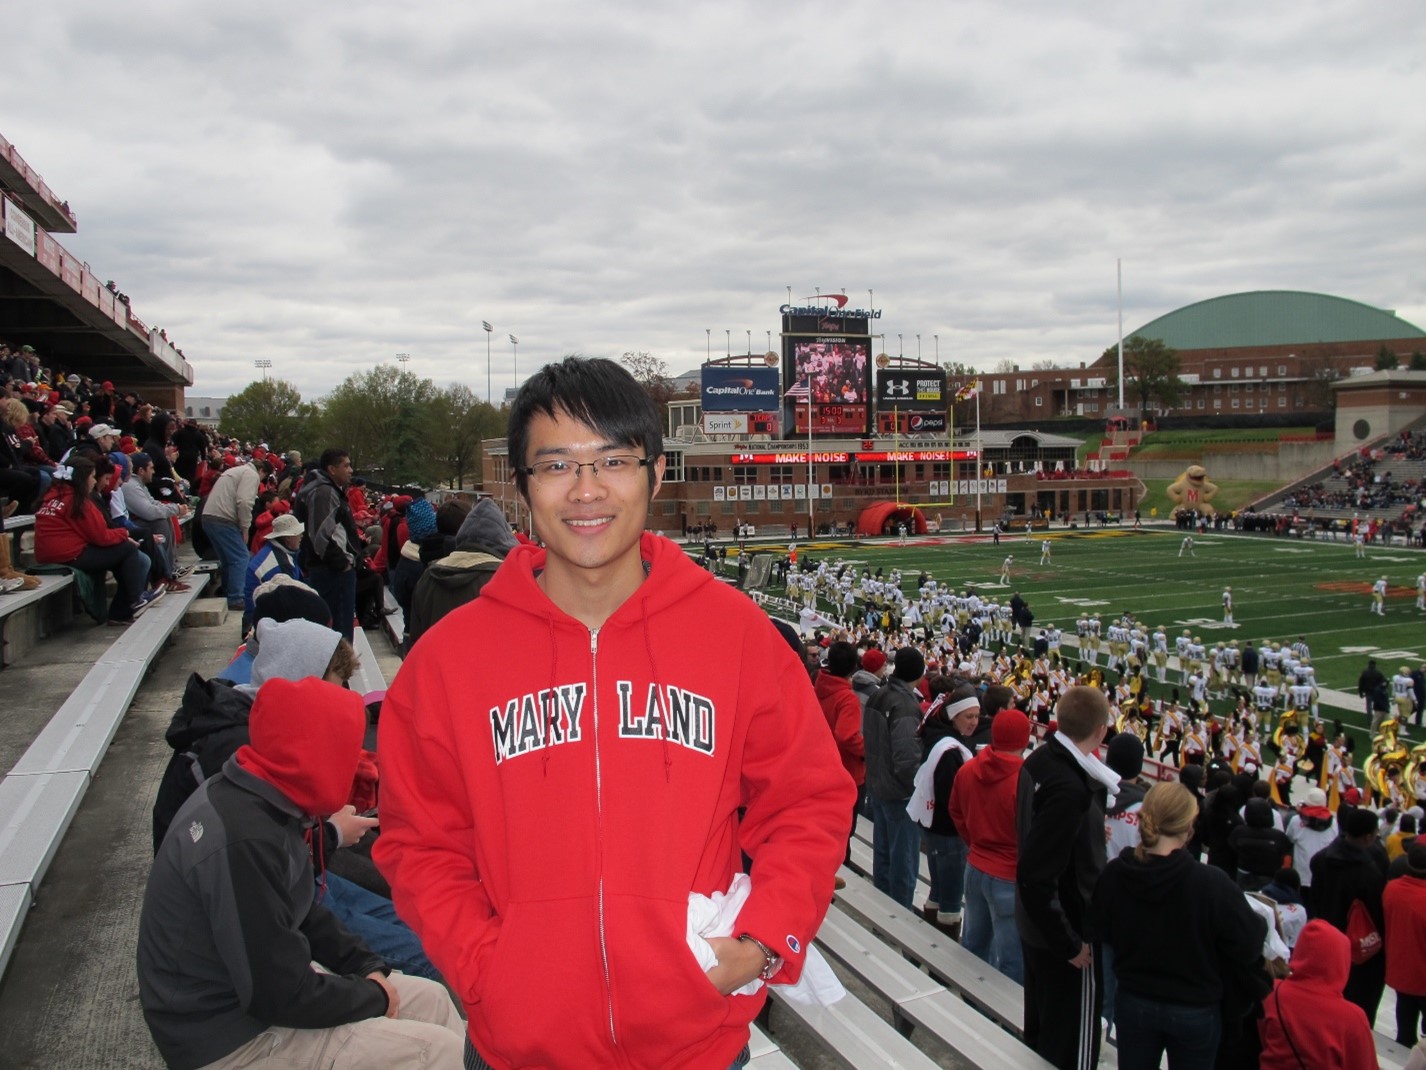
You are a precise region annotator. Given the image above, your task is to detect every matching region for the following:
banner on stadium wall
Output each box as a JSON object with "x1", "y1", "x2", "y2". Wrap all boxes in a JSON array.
[
  {"x1": 702, "y1": 367, "x2": 781, "y2": 412},
  {"x1": 713, "y1": 486, "x2": 726, "y2": 501},
  {"x1": 875, "y1": 369, "x2": 947, "y2": 409},
  {"x1": 953, "y1": 479, "x2": 1007, "y2": 494},
  {"x1": 3, "y1": 198, "x2": 36, "y2": 256}
]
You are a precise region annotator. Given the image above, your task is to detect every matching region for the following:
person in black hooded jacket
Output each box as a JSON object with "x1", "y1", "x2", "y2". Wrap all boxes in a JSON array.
[
  {"x1": 1309, "y1": 804, "x2": 1390, "y2": 1023},
  {"x1": 1092, "y1": 781, "x2": 1267, "y2": 1070},
  {"x1": 405, "y1": 496, "x2": 518, "y2": 652},
  {"x1": 1230, "y1": 798, "x2": 1294, "y2": 891}
]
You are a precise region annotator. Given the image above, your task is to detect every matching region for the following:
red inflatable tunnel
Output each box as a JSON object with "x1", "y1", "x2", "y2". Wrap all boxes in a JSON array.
[{"x1": 855, "y1": 501, "x2": 928, "y2": 537}]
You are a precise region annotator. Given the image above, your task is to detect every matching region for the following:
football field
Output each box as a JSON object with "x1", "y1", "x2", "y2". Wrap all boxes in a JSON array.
[{"x1": 735, "y1": 525, "x2": 1426, "y2": 758}]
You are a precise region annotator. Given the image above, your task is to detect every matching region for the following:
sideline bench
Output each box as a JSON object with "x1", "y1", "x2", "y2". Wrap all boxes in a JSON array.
[{"x1": 0, "y1": 575, "x2": 209, "y2": 981}]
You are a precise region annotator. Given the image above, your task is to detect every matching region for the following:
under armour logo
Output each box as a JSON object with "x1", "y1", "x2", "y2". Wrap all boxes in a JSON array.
[
  {"x1": 885, "y1": 380, "x2": 910, "y2": 396},
  {"x1": 189, "y1": 820, "x2": 204, "y2": 843}
]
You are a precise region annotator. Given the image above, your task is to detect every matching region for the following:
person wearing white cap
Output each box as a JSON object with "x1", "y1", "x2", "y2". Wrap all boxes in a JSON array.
[{"x1": 242, "y1": 511, "x2": 305, "y2": 633}]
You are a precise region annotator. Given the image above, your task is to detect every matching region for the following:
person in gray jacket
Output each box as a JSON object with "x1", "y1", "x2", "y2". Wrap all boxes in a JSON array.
[
  {"x1": 122, "y1": 451, "x2": 189, "y2": 582},
  {"x1": 863, "y1": 647, "x2": 926, "y2": 909},
  {"x1": 137, "y1": 676, "x2": 464, "y2": 1070}
]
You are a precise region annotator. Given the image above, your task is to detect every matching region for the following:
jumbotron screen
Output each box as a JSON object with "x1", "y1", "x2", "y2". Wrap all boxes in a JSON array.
[{"x1": 782, "y1": 310, "x2": 872, "y2": 436}]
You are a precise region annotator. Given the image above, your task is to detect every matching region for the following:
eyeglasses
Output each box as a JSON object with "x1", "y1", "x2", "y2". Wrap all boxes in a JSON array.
[{"x1": 519, "y1": 453, "x2": 651, "y2": 486}]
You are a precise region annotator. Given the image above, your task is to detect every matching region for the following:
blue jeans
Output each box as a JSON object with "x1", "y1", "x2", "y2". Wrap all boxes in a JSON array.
[
  {"x1": 925, "y1": 832, "x2": 967, "y2": 915},
  {"x1": 69, "y1": 541, "x2": 151, "y2": 622},
  {"x1": 961, "y1": 862, "x2": 1023, "y2": 983},
  {"x1": 306, "y1": 563, "x2": 357, "y2": 643},
  {"x1": 1114, "y1": 988, "x2": 1220, "y2": 1070},
  {"x1": 203, "y1": 518, "x2": 249, "y2": 608},
  {"x1": 869, "y1": 795, "x2": 920, "y2": 910},
  {"x1": 317, "y1": 873, "x2": 441, "y2": 981}
]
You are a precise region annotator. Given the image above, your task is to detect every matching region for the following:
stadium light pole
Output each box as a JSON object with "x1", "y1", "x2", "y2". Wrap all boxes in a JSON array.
[
  {"x1": 483, "y1": 321, "x2": 494, "y2": 403},
  {"x1": 898, "y1": 334, "x2": 903, "y2": 358},
  {"x1": 746, "y1": 329, "x2": 751, "y2": 356},
  {"x1": 510, "y1": 335, "x2": 519, "y2": 392},
  {"x1": 934, "y1": 334, "x2": 939, "y2": 361},
  {"x1": 705, "y1": 328, "x2": 710, "y2": 362},
  {"x1": 916, "y1": 335, "x2": 921, "y2": 361},
  {"x1": 725, "y1": 329, "x2": 730, "y2": 358},
  {"x1": 396, "y1": 351, "x2": 410, "y2": 369},
  {"x1": 254, "y1": 359, "x2": 271, "y2": 381}
]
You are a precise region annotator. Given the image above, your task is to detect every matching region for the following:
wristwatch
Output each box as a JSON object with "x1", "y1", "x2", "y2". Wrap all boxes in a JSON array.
[{"x1": 737, "y1": 933, "x2": 784, "y2": 981}]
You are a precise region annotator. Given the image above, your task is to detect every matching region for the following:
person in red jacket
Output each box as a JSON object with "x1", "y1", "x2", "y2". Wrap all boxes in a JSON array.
[
  {"x1": 34, "y1": 454, "x2": 157, "y2": 625},
  {"x1": 949, "y1": 707, "x2": 1030, "y2": 983},
  {"x1": 374, "y1": 357, "x2": 854, "y2": 1070},
  {"x1": 1385, "y1": 841, "x2": 1426, "y2": 1046},
  {"x1": 815, "y1": 640, "x2": 867, "y2": 867},
  {"x1": 1258, "y1": 919, "x2": 1378, "y2": 1068}
]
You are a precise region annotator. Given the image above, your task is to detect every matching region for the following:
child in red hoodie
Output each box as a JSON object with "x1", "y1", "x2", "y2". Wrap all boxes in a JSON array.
[{"x1": 949, "y1": 708, "x2": 1031, "y2": 983}]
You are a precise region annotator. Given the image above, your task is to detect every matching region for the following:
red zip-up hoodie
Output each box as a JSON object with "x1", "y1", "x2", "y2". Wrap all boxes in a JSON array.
[
  {"x1": 34, "y1": 481, "x2": 129, "y2": 563},
  {"x1": 948, "y1": 746, "x2": 1022, "y2": 882},
  {"x1": 374, "y1": 533, "x2": 854, "y2": 1069}
]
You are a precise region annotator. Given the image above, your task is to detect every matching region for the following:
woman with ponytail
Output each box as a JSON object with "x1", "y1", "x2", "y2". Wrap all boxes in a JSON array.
[
  {"x1": 34, "y1": 454, "x2": 157, "y2": 625},
  {"x1": 1091, "y1": 781, "x2": 1268, "y2": 1069}
]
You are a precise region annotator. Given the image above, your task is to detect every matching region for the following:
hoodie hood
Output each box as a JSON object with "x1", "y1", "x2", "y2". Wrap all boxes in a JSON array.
[
  {"x1": 164, "y1": 672, "x2": 255, "y2": 751},
  {"x1": 235, "y1": 677, "x2": 365, "y2": 816},
  {"x1": 236, "y1": 617, "x2": 341, "y2": 697},
  {"x1": 456, "y1": 497, "x2": 519, "y2": 553},
  {"x1": 480, "y1": 531, "x2": 713, "y2": 623},
  {"x1": 1286, "y1": 919, "x2": 1351, "y2": 992},
  {"x1": 1107, "y1": 845, "x2": 1195, "y2": 903},
  {"x1": 972, "y1": 747, "x2": 1023, "y2": 788}
]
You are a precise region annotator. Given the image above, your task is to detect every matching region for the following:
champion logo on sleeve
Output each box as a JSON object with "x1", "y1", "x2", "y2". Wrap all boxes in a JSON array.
[{"x1": 786, "y1": 935, "x2": 801, "y2": 954}]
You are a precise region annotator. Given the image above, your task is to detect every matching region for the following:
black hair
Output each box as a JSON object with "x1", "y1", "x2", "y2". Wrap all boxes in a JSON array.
[
  {"x1": 825, "y1": 640, "x2": 858, "y2": 677},
  {"x1": 507, "y1": 356, "x2": 663, "y2": 499},
  {"x1": 319, "y1": 448, "x2": 350, "y2": 472}
]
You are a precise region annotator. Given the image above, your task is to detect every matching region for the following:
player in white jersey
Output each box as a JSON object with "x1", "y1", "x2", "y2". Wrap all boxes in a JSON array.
[
  {"x1": 1418, "y1": 573, "x2": 1426, "y2": 612},
  {"x1": 1222, "y1": 586, "x2": 1234, "y2": 626},
  {"x1": 1000, "y1": 555, "x2": 1013, "y2": 584},
  {"x1": 1372, "y1": 576, "x2": 1388, "y2": 615},
  {"x1": 1392, "y1": 666, "x2": 1416, "y2": 726},
  {"x1": 1151, "y1": 627, "x2": 1170, "y2": 683},
  {"x1": 1354, "y1": 532, "x2": 1367, "y2": 558},
  {"x1": 1179, "y1": 535, "x2": 1195, "y2": 557},
  {"x1": 1083, "y1": 615, "x2": 1102, "y2": 666},
  {"x1": 1039, "y1": 539, "x2": 1052, "y2": 565},
  {"x1": 1045, "y1": 624, "x2": 1063, "y2": 662},
  {"x1": 1288, "y1": 679, "x2": 1318, "y2": 723},
  {"x1": 1188, "y1": 670, "x2": 1208, "y2": 710},
  {"x1": 1253, "y1": 680, "x2": 1279, "y2": 716}
]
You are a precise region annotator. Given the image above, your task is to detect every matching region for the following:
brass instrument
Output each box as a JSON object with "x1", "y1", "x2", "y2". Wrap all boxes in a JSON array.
[{"x1": 1365, "y1": 718, "x2": 1411, "y2": 801}]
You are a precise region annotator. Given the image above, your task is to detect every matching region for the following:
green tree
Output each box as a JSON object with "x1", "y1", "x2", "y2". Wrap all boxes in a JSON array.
[
  {"x1": 321, "y1": 364, "x2": 441, "y2": 485},
  {"x1": 218, "y1": 378, "x2": 322, "y2": 457},
  {"x1": 1102, "y1": 336, "x2": 1185, "y2": 418},
  {"x1": 1410, "y1": 351, "x2": 1426, "y2": 370},
  {"x1": 1300, "y1": 356, "x2": 1344, "y2": 409},
  {"x1": 428, "y1": 384, "x2": 507, "y2": 490},
  {"x1": 1375, "y1": 345, "x2": 1400, "y2": 370},
  {"x1": 940, "y1": 361, "x2": 975, "y2": 377}
]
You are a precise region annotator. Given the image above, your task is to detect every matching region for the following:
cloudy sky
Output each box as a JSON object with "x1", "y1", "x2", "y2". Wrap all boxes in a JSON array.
[{"x1": 7, "y1": 1, "x2": 1424, "y2": 401}]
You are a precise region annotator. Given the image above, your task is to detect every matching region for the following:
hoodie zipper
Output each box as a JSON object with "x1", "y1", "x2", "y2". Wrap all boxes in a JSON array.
[{"x1": 590, "y1": 627, "x2": 618, "y2": 1048}]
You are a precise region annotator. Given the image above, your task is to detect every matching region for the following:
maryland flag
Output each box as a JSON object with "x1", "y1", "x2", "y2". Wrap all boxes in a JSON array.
[{"x1": 954, "y1": 380, "x2": 980, "y2": 402}]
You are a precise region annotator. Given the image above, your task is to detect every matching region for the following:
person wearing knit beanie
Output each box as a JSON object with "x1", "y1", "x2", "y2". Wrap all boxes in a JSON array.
[
  {"x1": 991, "y1": 708, "x2": 1033, "y2": 753},
  {"x1": 861, "y1": 648, "x2": 887, "y2": 676},
  {"x1": 138, "y1": 677, "x2": 466, "y2": 1069},
  {"x1": 404, "y1": 497, "x2": 437, "y2": 542}
]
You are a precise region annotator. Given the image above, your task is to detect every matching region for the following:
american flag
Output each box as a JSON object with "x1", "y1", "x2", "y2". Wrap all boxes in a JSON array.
[{"x1": 784, "y1": 381, "x2": 810, "y2": 401}]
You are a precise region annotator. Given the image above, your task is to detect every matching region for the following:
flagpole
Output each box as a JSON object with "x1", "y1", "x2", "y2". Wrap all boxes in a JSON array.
[
  {"x1": 807, "y1": 371, "x2": 814, "y2": 538},
  {"x1": 975, "y1": 383, "x2": 983, "y2": 532}
]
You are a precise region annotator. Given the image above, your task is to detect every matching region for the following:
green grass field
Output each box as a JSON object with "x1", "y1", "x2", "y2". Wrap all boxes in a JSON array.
[{"x1": 730, "y1": 525, "x2": 1426, "y2": 762}]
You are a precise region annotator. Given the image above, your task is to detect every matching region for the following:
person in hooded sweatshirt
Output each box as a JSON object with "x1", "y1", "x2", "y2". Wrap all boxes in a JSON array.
[
  {"x1": 814, "y1": 640, "x2": 866, "y2": 868},
  {"x1": 1258, "y1": 919, "x2": 1379, "y2": 1069},
  {"x1": 1286, "y1": 786, "x2": 1339, "y2": 890},
  {"x1": 373, "y1": 357, "x2": 853, "y2": 1070},
  {"x1": 137, "y1": 678, "x2": 465, "y2": 1070},
  {"x1": 1310, "y1": 804, "x2": 1390, "y2": 1023},
  {"x1": 1091, "y1": 781, "x2": 1267, "y2": 1070},
  {"x1": 404, "y1": 495, "x2": 519, "y2": 651},
  {"x1": 1231, "y1": 797, "x2": 1296, "y2": 891},
  {"x1": 390, "y1": 495, "x2": 439, "y2": 620},
  {"x1": 850, "y1": 646, "x2": 887, "y2": 707},
  {"x1": 949, "y1": 707, "x2": 1030, "y2": 982}
]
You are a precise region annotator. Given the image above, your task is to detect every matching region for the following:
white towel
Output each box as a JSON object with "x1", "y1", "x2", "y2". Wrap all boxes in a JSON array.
[
  {"x1": 906, "y1": 736, "x2": 973, "y2": 826},
  {"x1": 686, "y1": 873, "x2": 845, "y2": 1006}
]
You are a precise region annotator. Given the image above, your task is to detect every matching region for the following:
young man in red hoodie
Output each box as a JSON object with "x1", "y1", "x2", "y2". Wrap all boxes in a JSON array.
[
  {"x1": 949, "y1": 707, "x2": 1030, "y2": 983},
  {"x1": 375, "y1": 357, "x2": 854, "y2": 1070}
]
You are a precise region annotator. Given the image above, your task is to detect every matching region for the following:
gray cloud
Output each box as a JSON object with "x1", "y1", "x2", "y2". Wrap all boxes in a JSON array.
[{"x1": 5, "y1": 0, "x2": 1422, "y2": 402}]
